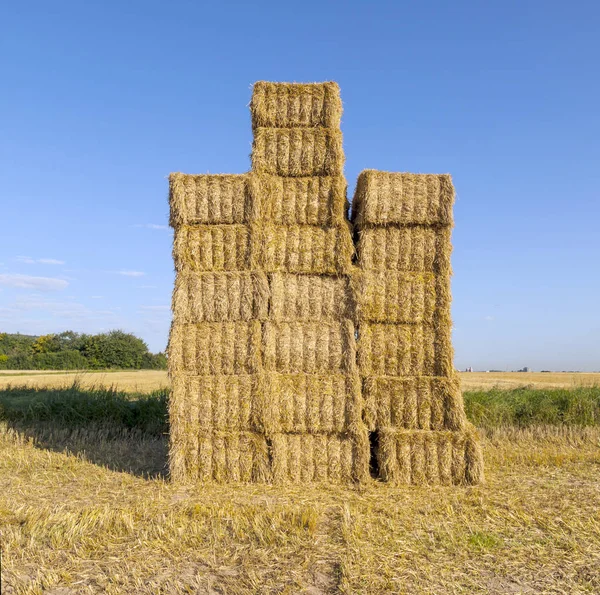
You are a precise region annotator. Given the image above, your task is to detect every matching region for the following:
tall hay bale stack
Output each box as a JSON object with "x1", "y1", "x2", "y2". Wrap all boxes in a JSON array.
[
  {"x1": 353, "y1": 170, "x2": 483, "y2": 485},
  {"x1": 249, "y1": 81, "x2": 367, "y2": 483}
]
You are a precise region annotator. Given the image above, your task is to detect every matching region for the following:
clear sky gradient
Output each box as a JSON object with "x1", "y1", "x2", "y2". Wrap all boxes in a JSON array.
[{"x1": 1, "y1": 1, "x2": 598, "y2": 370}]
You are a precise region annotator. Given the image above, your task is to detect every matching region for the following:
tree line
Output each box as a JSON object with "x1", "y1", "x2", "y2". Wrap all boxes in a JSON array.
[{"x1": 0, "y1": 330, "x2": 167, "y2": 370}]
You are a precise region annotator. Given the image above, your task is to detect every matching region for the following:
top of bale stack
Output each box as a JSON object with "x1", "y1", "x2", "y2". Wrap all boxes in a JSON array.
[
  {"x1": 352, "y1": 170, "x2": 455, "y2": 228},
  {"x1": 251, "y1": 81, "x2": 342, "y2": 130}
]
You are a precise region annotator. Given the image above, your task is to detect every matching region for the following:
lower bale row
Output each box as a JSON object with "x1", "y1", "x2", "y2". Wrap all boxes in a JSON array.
[
  {"x1": 169, "y1": 428, "x2": 483, "y2": 485},
  {"x1": 170, "y1": 431, "x2": 366, "y2": 484},
  {"x1": 168, "y1": 320, "x2": 454, "y2": 377},
  {"x1": 377, "y1": 428, "x2": 484, "y2": 486},
  {"x1": 170, "y1": 373, "x2": 362, "y2": 435}
]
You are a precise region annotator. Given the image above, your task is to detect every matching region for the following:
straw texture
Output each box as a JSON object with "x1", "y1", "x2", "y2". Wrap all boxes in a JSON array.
[
  {"x1": 259, "y1": 223, "x2": 354, "y2": 274},
  {"x1": 271, "y1": 432, "x2": 368, "y2": 484},
  {"x1": 357, "y1": 322, "x2": 454, "y2": 377},
  {"x1": 356, "y1": 226, "x2": 451, "y2": 273},
  {"x1": 169, "y1": 173, "x2": 252, "y2": 226},
  {"x1": 172, "y1": 272, "x2": 269, "y2": 323},
  {"x1": 352, "y1": 171, "x2": 455, "y2": 227},
  {"x1": 249, "y1": 174, "x2": 348, "y2": 225},
  {"x1": 377, "y1": 427, "x2": 484, "y2": 486},
  {"x1": 252, "y1": 128, "x2": 344, "y2": 177},
  {"x1": 263, "y1": 320, "x2": 356, "y2": 374},
  {"x1": 168, "y1": 321, "x2": 262, "y2": 375},
  {"x1": 362, "y1": 375, "x2": 466, "y2": 431},
  {"x1": 269, "y1": 273, "x2": 351, "y2": 321},
  {"x1": 352, "y1": 270, "x2": 436, "y2": 323},
  {"x1": 260, "y1": 372, "x2": 362, "y2": 434},
  {"x1": 251, "y1": 81, "x2": 342, "y2": 129}
]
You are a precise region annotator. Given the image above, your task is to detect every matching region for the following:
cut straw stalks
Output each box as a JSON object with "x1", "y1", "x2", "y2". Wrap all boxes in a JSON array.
[
  {"x1": 173, "y1": 223, "x2": 353, "y2": 274},
  {"x1": 261, "y1": 372, "x2": 363, "y2": 435},
  {"x1": 169, "y1": 172, "x2": 349, "y2": 226},
  {"x1": 362, "y1": 375, "x2": 466, "y2": 432},
  {"x1": 250, "y1": 81, "x2": 342, "y2": 129},
  {"x1": 271, "y1": 430, "x2": 369, "y2": 484},
  {"x1": 252, "y1": 128, "x2": 344, "y2": 177},
  {"x1": 172, "y1": 272, "x2": 269, "y2": 323},
  {"x1": 263, "y1": 320, "x2": 356, "y2": 374},
  {"x1": 352, "y1": 170, "x2": 455, "y2": 227},
  {"x1": 168, "y1": 321, "x2": 262, "y2": 376},
  {"x1": 351, "y1": 270, "x2": 437, "y2": 324},
  {"x1": 377, "y1": 427, "x2": 484, "y2": 485},
  {"x1": 356, "y1": 226, "x2": 452, "y2": 274},
  {"x1": 269, "y1": 273, "x2": 352, "y2": 322},
  {"x1": 357, "y1": 322, "x2": 454, "y2": 378}
]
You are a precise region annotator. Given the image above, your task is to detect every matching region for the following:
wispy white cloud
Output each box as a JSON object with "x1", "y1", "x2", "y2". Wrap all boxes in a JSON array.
[
  {"x1": 133, "y1": 223, "x2": 169, "y2": 230},
  {"x1": 117, "y1": 271, "x2": 146, "y2": 277},
  {"x1": 484, "y1": 315, "x2": 495, "y2": 321},
  {"x1": 0, "y1": 274, "x2": 68, "y2": 291},
  {"x1": 16, "y1": 256, "x2": 65, "y2": 265}
]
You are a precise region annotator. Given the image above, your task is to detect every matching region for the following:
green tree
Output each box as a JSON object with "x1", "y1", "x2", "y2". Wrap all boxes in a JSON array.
[{"x1": 81, "y1": 330, "x2": 149, "y2": 369}]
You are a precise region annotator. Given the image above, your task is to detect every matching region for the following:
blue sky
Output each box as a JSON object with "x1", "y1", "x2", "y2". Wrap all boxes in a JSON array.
[{"x1": 1, "y1": 1, "x2": 598, "y2": 370}]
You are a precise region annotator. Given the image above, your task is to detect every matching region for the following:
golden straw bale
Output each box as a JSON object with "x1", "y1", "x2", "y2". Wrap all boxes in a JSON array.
[
  {"x1": 263, "y1": 320, "x2": 356, "y2": 374},
  {"x1": 356, "y1": 226, "x2": 451, "y2": 274},
  {"x1": 169, "y1": 173, "x2": 252, "y2": 227},
  {"x1": 362, "y1": 375, "x2": 466, "y2": 431},
  {"x1": 194, "y1": 431, "x2": 271, "y2": 483},
  {"x1": 271, "y1": 433, "x2": 359, "y2": 484},
  {"x1": 252, "y1": 128, "x2": 344, "y2": 177},
  {"x1": 269, "y1": 273, "x2": 352, "y2": 322},
  {"x1": 250, "y1": 81, "x2": 342, "y2": 129},
  {"x1": 249, "y1": 174, "x2": 348, "y2": 225},
  {"x1": 358, "y1": 322, "x2": 456, "y2": 377},
  {"x1": 172, "y1": 272, "x2": 269, "y2": 323},
  {"x1": 352, "y1": 170, "x2": 454, "y2": 228},
  {"x1": 352, "y1": 270, "x2": 436, "y2": 324},
  {"x1": 168, "y1": 321, "x2": 262, "y2": 375},
  {"x1": 259, "y1": 223, "x2": 353, "y2": 274},
  {"x1": 170, "y1": 374, "x2": 263, "y2": 433},
  {"x1": 377, "y1": 427, "x2": 484, "y2": 485},
  {"x1": 260, "y1": 372, "x2": 362, "y2": 434},
  {"x1": 173, "y1": 225, "x2": 255, "y2": 273}
]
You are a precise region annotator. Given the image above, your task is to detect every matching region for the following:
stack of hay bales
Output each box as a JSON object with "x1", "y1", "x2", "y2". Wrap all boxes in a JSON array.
[
  {"x1": 251, "y1": 82, "x2": 368, "y2": 484},
  {"x1": 168, "y1": 82, "x2": 368, "y2": 483},
  {"x1": 352, "y1": 171, "x2": 484, "y2": 484}
]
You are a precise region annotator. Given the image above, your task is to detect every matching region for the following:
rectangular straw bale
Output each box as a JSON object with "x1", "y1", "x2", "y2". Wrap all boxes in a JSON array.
[
  {"x1": 168, "y1": 321, "x2": 262, "y2": 375},
  {"x1": 358, "y1": 322, "x2": 455, "y2": 377},
  {"x1": 259, "y1": 223, "x2": 353, "y2": 274},
  {"x1": 171, "y1": 374, "x2": 261, "y2": 433},
  {"x1": 352, "y1": 270, "x2": 436, "y2": 324},
  {"x1": 173, "y1": 225, "x2": 255, "y2": 272},
  {"x1": 260, "y1": 372, "x2": 362, "y2": 434},
  {"x1": 172, "y1": 272, "x2": 269, "y2": 323},
  {"x1": 377, "y1": 427, "x2": 484, "y2": 485},
  {"x1": 271, "y1": 433, "x2": 358, "y2": 484},
  {"x1": 362, "y1": 375, "x2": 466, "y2": 431},
  {"x1": 251, "y1": 81, "x2": 342, "y2": 129},
  {"x1": 169, "y1": 173, "x2": 252, "y2": 227},
  {"x1": 269, "y1": 273, "x2": 352, "y2": 321},
  {"x1": 356, "y1": 226, "x2": 451, "y2": 274},
  {"x1": 263, "y1": 320, "x2": 356, "y2": 374},
  {"x1": 249, "y1": 174, "x2": 348, "y2": 225},
  {"x1": 352, "y1": 170, "x2": 454, "y2": 228},
  {"x1": 252, "y1": 128, "x2": 344, "y2": 177},
  {"x1": 195, "y1": 431, "x2": 271, "y2": 483}
]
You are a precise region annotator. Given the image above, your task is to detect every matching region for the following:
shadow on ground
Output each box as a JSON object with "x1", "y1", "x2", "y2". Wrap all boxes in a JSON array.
[{"x1": 0, "y1": 383, "x2": 169, "y2": 478}]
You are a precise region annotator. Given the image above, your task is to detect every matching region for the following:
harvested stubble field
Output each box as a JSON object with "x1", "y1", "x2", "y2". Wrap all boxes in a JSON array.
[
  {"x1": 1, "y1": 380, "x2": 599, "y2": 593},
  {"x1": 0, "y1": 370, "x2": 598, "y2": 392}
]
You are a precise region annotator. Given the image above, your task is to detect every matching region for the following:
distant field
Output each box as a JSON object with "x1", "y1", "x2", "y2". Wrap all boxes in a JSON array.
[{"x1": 0, "y1": 370, "x2": 598, "y2": 393}]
